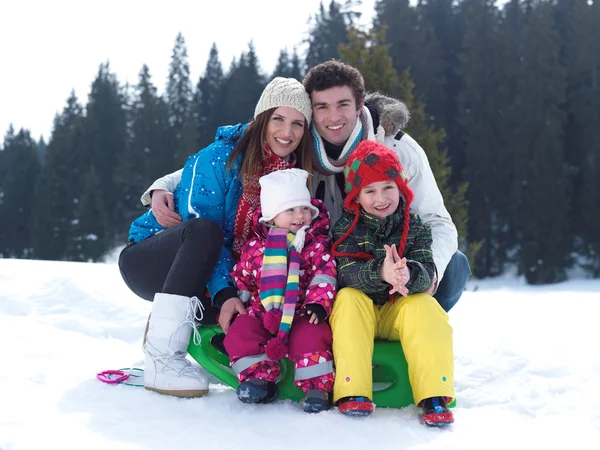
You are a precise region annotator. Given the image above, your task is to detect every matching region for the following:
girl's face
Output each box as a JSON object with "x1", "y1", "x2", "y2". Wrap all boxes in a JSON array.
[
  {"x1": 272, "y1": 205, "x2": 314, "y2": 233},
  {"x1": 265, "y1": 106, "x2": 306, "y2": 159},
  {"x1": 356, "y1": 180, "x2": 401, "y2": 219}
]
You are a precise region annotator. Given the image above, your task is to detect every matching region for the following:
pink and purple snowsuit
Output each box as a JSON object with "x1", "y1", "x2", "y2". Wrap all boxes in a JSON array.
[{"x1": 223, "y1": 198, "x2": 337, "y2": 393}]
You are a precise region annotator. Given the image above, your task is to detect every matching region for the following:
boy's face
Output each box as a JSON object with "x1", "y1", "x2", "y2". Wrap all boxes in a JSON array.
[
  {"x1": 311, "y1": 86, "x2": 362, "y2": 145},
  {"x1": 356, "y1": 180, "x2": 401, "y2": 219},
  {"x1": 272, "y1": 206, "x2": 314, "y2": 233}
]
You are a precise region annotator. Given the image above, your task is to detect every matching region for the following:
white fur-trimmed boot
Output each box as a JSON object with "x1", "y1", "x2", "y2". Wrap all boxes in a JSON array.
[{"x1": 144, "y1": 293, "x2": 209, "y2": 398}]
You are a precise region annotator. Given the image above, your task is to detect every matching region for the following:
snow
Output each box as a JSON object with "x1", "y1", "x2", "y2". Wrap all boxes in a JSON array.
[{"x1": 1, "y1": 257, "x2": 599, "y2": 449}]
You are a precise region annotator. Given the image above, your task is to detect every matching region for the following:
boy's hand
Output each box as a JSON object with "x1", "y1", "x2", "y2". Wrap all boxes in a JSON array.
[
  {"x1": 304, "y1": 304, "x2": 326, "y2": 324},
  {"x1": 380, "y1": 244, "x2": 399, "y2": 284},
  {"x1": 382, "y1": 245, "x2": 410, "y2": 297},
  {"x1": 391, "y1": 257, "x2": 410, "y2": 297}
]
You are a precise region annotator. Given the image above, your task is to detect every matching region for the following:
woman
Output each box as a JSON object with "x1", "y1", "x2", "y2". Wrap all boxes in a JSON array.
[{"x1": 118, "y1": 77, "x2": 313, "y2": 398}]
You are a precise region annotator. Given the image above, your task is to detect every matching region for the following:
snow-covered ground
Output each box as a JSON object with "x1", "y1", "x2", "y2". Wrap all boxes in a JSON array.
[{"x1": 1, "y1": 258, "x2": 599, "y2": 449}]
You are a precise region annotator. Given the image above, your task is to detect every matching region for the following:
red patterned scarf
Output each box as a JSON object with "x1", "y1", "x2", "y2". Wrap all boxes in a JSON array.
[{"x1": 232, "y1": 145, "x2": 296, "y2": 259}]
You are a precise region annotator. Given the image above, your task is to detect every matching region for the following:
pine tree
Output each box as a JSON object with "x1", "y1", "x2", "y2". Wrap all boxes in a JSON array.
[
  {"x1": 83, "y1": 62, "x2": 128, "y2": 252},
  {"x1": 273, "y1": 49, "x2": 293, "y2": 78},
  {"x1": 220, "y1": 42, "x2": 266, "y2": 125},
  {"x1": 66, "y1": 166, "x2": 110, "y2": 262},
  {"x1": 553, "y1": 0, "x2": 600, "y2": 273},
  {"x1": 166, "y1": 32, "x2": 197, "y2": 166},
  {"x1": 512, "y1": 0, "x2": 570, "y2": 284},
  {"x1": 36, "y1": 137, "x2": 47, "y2": 168},
  {"x1": 494, "y1": 0, "x2": 526, "y2": 260},
  {"x1": 375, "y1": 0, "x2": 445, "y2": 121},
  {"x1": 564, "y1": 0, "x2": 600, "y2": 275},
  {"x1": 111, "y1": 66, "x2": 165, "y2": 236},
  {"x1": 32, "y1": 92, "x2": 86, "y2": 260},
  {"x1": 306, "y1": 1, "x2": 358, "y2": 68},
  {"x1": 339, "y1": 27, "x2": 474, "y2": 258},
  {"x1": 289, "y1": 48, "x2": 304, "y2": 81},
  {"x1": 194, "y1": 43, "x2": 224, "y2": 149},
  {"x1": 457, "y1": 0, "x2": 511, "y2": 277},
  {"x1": 272, "y1": 48, "x2": 304, "y2": 81},
  {"x1": 0, "y1": 127, "x2": 40, "y2": 258},
  {"x1": 414, "y1": 0, "x2": 463, "y2": 184},
  {"x1": 129, "y1": 65, "x2": 171, "y2": 182},
  {"x1": 0, "y1": 125, "x2": 12, "y2": 222}
]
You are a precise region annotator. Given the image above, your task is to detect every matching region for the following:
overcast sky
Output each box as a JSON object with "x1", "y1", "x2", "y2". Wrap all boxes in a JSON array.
[
  {"x1": 1, "y1": 0, "x2": 509, "y2": 143},
  {"x1": 1, "y1": 0, "x2": 379, "y2": 142}
]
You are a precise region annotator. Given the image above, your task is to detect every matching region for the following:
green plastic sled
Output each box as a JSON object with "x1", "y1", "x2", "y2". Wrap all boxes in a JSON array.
[{"x1": 188, "y1": 325, "x2": 455, "y2": 408}]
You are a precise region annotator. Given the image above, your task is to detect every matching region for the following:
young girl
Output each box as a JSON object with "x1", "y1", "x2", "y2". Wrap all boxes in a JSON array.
[
  {"x1": 223, "y1": 168, "x2": 337, "y2": 413},
  {"x1": 331, "y1": 140, "x2": 455, "y2": 426}
]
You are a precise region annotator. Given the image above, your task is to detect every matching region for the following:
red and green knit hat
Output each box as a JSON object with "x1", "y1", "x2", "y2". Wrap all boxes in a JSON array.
[{"x1": 332, "y1": 140, "x2": 415, "y2": 260}]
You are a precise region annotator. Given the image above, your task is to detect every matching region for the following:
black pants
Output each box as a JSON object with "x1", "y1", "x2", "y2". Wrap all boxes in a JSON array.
[{"x1": 118, "y1": 218, "x2": 223, "y2": 323}]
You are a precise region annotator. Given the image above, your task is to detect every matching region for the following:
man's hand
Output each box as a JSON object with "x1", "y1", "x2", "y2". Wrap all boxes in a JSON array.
[
  {"x1": 151, "y1": 190, "x2": 182, "y2": 228},
  {"x1": 218, "y1": 297, "x2": 247, "y2": 334}
]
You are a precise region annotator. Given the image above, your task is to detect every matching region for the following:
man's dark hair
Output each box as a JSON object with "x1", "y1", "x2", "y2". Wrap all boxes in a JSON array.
[{"x1": 303, "y1": 60, "x2": 365, "y2": 108}]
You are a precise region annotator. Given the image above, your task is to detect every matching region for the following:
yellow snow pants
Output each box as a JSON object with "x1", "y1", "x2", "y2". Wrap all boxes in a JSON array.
[{"x1": 330, "y1": 287, "x2": 455, "y2": 405}]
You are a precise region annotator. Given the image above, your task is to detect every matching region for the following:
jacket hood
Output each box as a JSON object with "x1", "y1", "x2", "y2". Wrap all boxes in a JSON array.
[
  {"x1": 252, "y1": 198, "x2": 331, "y2": 243},
  {"x1": 365, "y1": 92, "x2": 410, "y2": 137},
  {"x1": 213, "y1": 123, "x2": 247, "y2": 142}
]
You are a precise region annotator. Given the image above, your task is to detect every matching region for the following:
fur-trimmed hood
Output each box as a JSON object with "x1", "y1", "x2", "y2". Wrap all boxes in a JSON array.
[{"x1": 365, "y1": 92, "x2": 411, "y2": 137}]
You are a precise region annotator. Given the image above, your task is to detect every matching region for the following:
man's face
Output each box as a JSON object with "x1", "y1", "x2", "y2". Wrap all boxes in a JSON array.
[{"x1": 311, "y1": 86, "x2": 362, "y2": 145}]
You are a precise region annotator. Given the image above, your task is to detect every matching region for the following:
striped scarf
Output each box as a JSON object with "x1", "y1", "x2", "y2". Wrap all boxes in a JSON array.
[
  {"x1": 259, "y1": 227, "x2": 301, "y2": 347},
  {"x1": 232, "y1": 146, "x2": 296, "y2": 260},
  {"x1": 311, "y1": 107, "x2": 372, "y2": 175}
]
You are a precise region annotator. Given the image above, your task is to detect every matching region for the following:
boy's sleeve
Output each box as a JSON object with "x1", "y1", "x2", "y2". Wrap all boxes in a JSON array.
[
  {"x1": 333, "y1": 217, "x2": 389, "y2": 295},
  {"x1": 303, "y1": 241, "x2": 337, "y2": 319},
  {"x1": 404, "y1": 215, "x2": 436, "y2": 294}
]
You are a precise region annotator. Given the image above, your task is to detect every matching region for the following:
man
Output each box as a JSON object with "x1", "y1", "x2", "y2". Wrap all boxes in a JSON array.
[{"x1": 142, "y1": 60, "x2": 470, "y2": 313}]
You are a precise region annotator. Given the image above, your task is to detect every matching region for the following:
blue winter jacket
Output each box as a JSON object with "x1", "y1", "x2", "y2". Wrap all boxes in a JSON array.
[{"x1": 128, "y1": 123, "x2": 247, "y2": 300}]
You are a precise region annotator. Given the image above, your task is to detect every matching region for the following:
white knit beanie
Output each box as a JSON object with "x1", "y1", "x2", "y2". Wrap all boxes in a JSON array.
[
  {"x1": 259, "y1": 169, "x2": 319, "y2": 224},
  {"x1": 254, "y1": 77, "x2": 312, "y2": 125}
]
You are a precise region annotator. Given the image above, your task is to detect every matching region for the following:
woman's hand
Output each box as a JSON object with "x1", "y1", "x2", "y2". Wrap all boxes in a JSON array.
[
  {"x1": 151, "y1": 190, "x2": 182, "y2": 228},
  {"x1": 218, "y1": 297, "x2": 247, "y2": 333}
]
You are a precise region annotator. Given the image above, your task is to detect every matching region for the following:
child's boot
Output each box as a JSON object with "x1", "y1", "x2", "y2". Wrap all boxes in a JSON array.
[
  {"x1": 303, "y1": 389, "x2": 331, "y2": 413},
  {"x1": 336, "y1": 396, "x2": 374, "y2": 417},
  {"x1": 421, "y1": 397, "x2": 454, "y2": 426},
  {"x1": 144, "y1": 293, "x2": 209, "y2": 398},
  {"x1": 236, "y1": 378, "x2": 279, "y2": 404}
]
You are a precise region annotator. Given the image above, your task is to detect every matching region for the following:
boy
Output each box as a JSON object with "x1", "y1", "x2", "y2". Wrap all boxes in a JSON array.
[{"x1": 331, "y1": 140, "x2": 455, "y2": 426}]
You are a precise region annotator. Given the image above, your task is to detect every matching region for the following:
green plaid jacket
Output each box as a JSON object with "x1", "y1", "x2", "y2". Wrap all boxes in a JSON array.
[{"x1": 333, "y1": 206, "x2": 435, "y2": 306}]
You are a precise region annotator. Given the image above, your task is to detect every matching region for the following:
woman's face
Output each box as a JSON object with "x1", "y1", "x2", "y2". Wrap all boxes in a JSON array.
[{"x1": 265, "y1": 106, "x2": 306, "y2": 159}]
